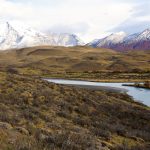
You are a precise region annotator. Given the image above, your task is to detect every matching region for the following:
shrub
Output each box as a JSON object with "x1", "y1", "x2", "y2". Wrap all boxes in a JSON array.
[
  {"x1": 7, "y1": 67, "x2": 18, "y2": 74},
  {"x1": 91, "y1": 128, "x2": 111, "y2": 140}
]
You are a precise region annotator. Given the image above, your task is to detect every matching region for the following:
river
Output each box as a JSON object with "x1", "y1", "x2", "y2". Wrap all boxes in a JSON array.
[{"x1": 45, "y1": 79, "x2": 150, "y2": 106}]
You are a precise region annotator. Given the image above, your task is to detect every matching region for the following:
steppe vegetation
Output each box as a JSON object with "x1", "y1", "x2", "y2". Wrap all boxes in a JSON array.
[
  {"x1": 0, "y1": 46, "x2": 150, "y2": 82},
  {"x1": 123, "y1": 81, "x2": 150, "y2": 89},
  {"x1": 0, "y1": 46, "x2": 150, "y2": 150},
  {"x1": 0, "y1": 73, "x2": 150, "y2": 150}
]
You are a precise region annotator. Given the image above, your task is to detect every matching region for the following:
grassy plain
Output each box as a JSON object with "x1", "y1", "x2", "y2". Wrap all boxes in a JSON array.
[{"x1": 0, "y1": 46, "x2": 150, "y2": 81}]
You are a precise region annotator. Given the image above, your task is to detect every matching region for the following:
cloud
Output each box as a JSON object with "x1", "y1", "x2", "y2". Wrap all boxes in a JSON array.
[
  {"x1": 0, "y1": 0, "x2": 149, "y2": 42},
  {"x1": 0, "y1": 0, "x2": 33, "y2": 20},
  {"x1": 132, "y1": 1, "x2": 150, "y2": 17},
  {"x1": 47, "y1": 22, "x2": 90, "y2": 35},
  {"x1": 111, "y1": 19, "x2": 150, "y2": 34},
  {"x1": 111, "y1": 1, "x2": 150, "y2": 34}
]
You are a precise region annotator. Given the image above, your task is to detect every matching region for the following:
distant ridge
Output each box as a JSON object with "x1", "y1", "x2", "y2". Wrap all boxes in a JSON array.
[{"x1": 88, "y1": 29, "x2": 150, "y2": 51}]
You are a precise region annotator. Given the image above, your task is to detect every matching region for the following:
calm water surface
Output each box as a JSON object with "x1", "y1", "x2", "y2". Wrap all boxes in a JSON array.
[{"x1": 46, "y1": 79, "x2": 150, "y2": 106}]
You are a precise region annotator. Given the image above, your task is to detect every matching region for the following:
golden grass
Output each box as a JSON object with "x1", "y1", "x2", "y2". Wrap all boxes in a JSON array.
[{"x1": 0, "y1": 46, "x2": 150, "y2": 73}]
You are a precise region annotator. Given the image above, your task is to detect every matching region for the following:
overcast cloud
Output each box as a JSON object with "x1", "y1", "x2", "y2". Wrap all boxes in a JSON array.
[{"x1": 0, "y1": 0, "x2": 149, "y2": 42}]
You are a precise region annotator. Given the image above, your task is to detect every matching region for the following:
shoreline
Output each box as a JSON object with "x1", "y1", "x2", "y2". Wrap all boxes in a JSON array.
[
  {"x1": 44, "y1": 78, "x2": 129, "y2": 93},
  {"x1": 43, "y1": 76, "x2": 150, "y2": 83},
  {"x1": 61, "y1": 84, "x2": 128, "y2": 93},
  {"x1": 44, "y1": 78, "x2": 128, "y2": 92},
  {"x1": 44, "y1": 78, "x2": 150, "y2": 107},
  {"x1": 123, "y1": 84, "x2": 150, "y2": 90}
]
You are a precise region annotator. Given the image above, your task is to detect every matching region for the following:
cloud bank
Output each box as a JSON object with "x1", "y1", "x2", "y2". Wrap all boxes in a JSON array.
[{"x1": 0, "y1": 0, "x2": 150, "y2": 42}]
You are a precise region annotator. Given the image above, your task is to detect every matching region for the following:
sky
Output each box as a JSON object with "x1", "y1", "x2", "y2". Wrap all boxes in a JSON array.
[{"x1": 0, "y1": 0, "x2": 150, "y2": 42}]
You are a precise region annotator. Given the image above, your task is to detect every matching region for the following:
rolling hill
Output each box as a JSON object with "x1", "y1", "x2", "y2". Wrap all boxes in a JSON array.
[{"x1": 0, "y1": 46, "x2": 150, "y2": 81}]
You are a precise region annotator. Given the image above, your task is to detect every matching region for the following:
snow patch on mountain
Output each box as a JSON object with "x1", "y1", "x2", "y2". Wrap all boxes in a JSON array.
[
  {"x1": 48, "y1": 33, "x2": 84, "y2": 46},
  {"x1": 89, "y1": 32, "x2": 127, "y2": 48},
  {"x1": 0, "y1": 22, "x2": 22, "y2": 49},
  {"x1": 124, "y1": 33, "x2": 139, "y2": 43},
  {"x1": 133, "y1": 29, "x2": 150, "y2": 42}
]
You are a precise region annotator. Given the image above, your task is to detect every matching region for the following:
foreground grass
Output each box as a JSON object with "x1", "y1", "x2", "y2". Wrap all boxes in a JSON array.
[
  {"x1": 0, "y1": 73, "x2": 150, "y2": 150},
  {"x1": 0, "y1": 46, "x2": 150, "y2": 149}
]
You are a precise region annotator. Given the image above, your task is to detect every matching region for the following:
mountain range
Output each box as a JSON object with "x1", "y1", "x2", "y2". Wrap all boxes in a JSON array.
[
  {"x1": 0, "y1": 22, "x2": 84, "y2": 50},
  {"x1": 88, "y1": 29, "x2": 150, "y2": 51},
  {"x1": 0, "y1": 21, "x2": 150, "y2": 51}
]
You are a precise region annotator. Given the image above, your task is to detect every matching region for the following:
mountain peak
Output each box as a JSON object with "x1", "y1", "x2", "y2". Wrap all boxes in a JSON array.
[
  {"x1": 112, "y1": 31, "x2": 126, "y2": 36},
  {"x1": 0, "y1": 21, "x2": 12, "y2": 29},
  {"x1": 47, "y1": 32, "x2": 84, "y2": 46},
  {"x1": 6, "y1": 21, "x2": 10, "y2": 27},
  {"x1": 107, "y1": 31, "x2": 127, "y2": 39},
  {"x1": 0, "y1": 21, "x2": 16, "y2": 34}
]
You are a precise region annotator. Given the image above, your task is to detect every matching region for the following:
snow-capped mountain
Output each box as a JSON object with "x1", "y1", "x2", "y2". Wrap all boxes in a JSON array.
[
  {"x1": 121, "y1": 29, "x2": 150, "y2": 50},
  {"x1": 48, "y1": 33, "x2": 84, "y2": 46},
  {"x1": 0, "y1": 22, "x2": 84, "y2": 50},
  {"x1": 87, "y1": 39, "x2": 102, "y2": 47},
  {"x1": 0, "y1": 22, "x2": 22, "y2": 49},
  {"x1": 123, "y1": 33, "x2": 139, "y2": 43},
  {"x1": 113, "y1": 29, "x2": 150, "y2": 50},
  {"x1": 88, "y1": 32, "x2": 127, "y2": 48},
  {"x1": 89, "y1": 29, "x2": 150, "y2": 51},
  {"x1": 1, "y1": 21, "x2": 150, "y2": 51},
  {"x1": 134, "y1": 29, "x2": 150, "y2": 42},
  {"x1": 97, "y1": 32, "x2": 127, "y2": 47}
]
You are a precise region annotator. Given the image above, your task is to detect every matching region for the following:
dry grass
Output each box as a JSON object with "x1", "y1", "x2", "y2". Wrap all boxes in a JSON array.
[
  {"x1": 0, "y1": 73, "x2": 149, "y2": 150},
  {"x1": 0, "y1": 46, "x2": 150, "y2": 149},
  {"x1": 0, "y1": 46, "x2": 150, "y2": 73}
]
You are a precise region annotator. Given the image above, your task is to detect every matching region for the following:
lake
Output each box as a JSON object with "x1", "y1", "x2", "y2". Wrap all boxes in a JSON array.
[{"x1": 45, "y1": 79, "x2": 150, "y2": 106}]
